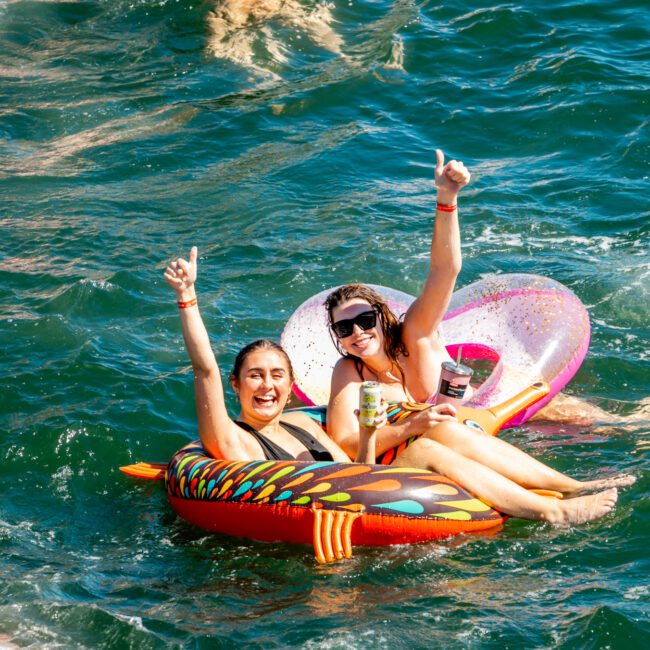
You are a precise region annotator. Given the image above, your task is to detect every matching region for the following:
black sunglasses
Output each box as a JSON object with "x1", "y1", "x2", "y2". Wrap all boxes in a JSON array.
[{"x1": 331, "y1": 310, "x2": 377, "y2": 339}]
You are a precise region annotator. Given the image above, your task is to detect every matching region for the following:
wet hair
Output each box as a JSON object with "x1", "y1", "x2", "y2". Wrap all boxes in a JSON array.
[
  {"x1": 324, "y1": 284, "x2": 408, "y2": 381},
  {"x1": 230, "y1": 339, "x2": 295, "y2": 384}
]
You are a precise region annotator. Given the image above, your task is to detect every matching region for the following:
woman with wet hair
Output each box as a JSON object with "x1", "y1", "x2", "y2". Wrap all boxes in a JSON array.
[{"x1": 164, "y1": 246, "x2": 378, "y2": 465}]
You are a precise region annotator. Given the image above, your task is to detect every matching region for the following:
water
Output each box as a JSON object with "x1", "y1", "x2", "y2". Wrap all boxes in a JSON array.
[{"x1": 1, "y1": 0, "x2": 649, "y2": 646}]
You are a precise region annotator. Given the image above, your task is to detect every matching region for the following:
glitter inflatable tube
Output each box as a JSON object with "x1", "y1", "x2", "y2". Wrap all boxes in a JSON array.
[{"x1": 281, "y1": 274, "x2": 590, "y2": 428}]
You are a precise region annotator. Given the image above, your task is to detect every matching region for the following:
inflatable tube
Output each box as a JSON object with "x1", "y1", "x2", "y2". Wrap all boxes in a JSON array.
[
  {"x1": 119, "y1": 383, "x2": 551, "y2": 561},
  {"x1": 140, "y1": 382, "x2": 550, "y2": 563},
  {"x1": 166, "y1": 442, "x2": 506, "y2": 562},
  {"x1": 281, "y1": 274, "x2": 590, "y2": 428}
]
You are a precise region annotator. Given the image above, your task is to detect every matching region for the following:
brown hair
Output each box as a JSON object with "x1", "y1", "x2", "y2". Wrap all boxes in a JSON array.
[
  {"x1": 230, "y1": 339, "x2": 295, "y2": 384},
  {"x1": 324, "y1": 284, "x2": 408, "y2": 381}
]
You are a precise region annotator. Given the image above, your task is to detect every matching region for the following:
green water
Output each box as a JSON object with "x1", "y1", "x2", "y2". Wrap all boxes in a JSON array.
[{"x1": 1, "y1": 0, "x2": 648, "y2": 647}]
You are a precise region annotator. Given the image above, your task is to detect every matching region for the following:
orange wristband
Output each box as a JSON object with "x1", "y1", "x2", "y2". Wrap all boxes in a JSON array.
[
  {"x1": 177, "y1": 298, "x2": 197, "y2": 309},
  {"x1": 436, "y1": 202, "x2": 457, "y2": 213}
]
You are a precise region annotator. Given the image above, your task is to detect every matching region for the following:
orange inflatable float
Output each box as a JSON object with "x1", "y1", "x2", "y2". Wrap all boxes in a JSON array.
[{"x1": 121, "y1": 383, "x2": 552, "y2": 563}]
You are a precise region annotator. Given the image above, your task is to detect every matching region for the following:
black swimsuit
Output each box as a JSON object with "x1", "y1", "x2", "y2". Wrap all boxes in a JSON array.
[{"x1": 235, "y1": 421, "x2": 334, "y2": 462}]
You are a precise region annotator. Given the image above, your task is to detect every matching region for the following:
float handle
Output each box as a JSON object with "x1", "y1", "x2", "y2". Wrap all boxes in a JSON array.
[
  {"x1": 456, "y1": 382, "x2": 550, "y2": 436},
  {"x1": 119, "y1": 462, "x2": 167, "y2": 480}
]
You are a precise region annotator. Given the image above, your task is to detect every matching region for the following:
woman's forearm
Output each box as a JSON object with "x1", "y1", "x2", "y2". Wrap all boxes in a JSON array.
[
  {"x1": 354, "y1": 428, "x2": 377, "y2": 464},
  {"x1": 176, "y1": 294, "x2": 219, "y2": 374},
  {"x1": 430, "y1": 192, "x2": 462, "y2": 277},
  {"x1": 428, "y1": 151, "x2": 470, "y2": 279},
  {"x1": 337, "y1": 418, "x2": 418, "y2": 458},
  {"x1": 374, "y1": 419, "x2": 423, "y2": 454}
]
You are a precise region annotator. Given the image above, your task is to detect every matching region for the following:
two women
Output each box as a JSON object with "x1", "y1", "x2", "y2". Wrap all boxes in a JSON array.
[{"x1": 165, "y1": 236, "x2": 630, "y2": 524}]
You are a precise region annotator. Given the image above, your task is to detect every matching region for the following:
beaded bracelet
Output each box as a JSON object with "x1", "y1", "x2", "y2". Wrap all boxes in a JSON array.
[
  {"x1": 178, "y1": 298, "x2": 197, "y2": 309},
  {"x1": 436, "y1": 203, "x2": 457, "y2": 213}
]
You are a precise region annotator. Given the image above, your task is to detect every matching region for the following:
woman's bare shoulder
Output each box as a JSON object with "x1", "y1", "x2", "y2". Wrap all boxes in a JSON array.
[
  {"x1": 282, "y1": 410, "x2": 351, "y2": 462},
  {"x1": 332, "y1": 356, "x2": 360, "y2": 380},
  {"x1": 281, "y1": 410, "x2": 325, "y2": 436}
]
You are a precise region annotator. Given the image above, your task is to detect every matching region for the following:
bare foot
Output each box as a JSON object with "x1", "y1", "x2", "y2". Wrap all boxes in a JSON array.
[
  {"x1": 552, "y1": 488, "x2": 618, "y2": 525},
  {"x1": 563, "y1": 474, "x2": 636, "y2": 498}
]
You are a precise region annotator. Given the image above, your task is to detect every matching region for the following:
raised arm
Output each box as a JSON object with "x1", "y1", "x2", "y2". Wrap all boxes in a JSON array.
[
  {"x1": 402, "y1": 150, "x2": 471, "y2": 345},
  {"x1": 164, "y1": 247, "x2": 261, "y2": 461}
]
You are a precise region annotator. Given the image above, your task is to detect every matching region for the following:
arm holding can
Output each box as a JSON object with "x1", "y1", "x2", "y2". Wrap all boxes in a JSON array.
[
  {"x1": 327, "y1": 360, "x2": 402, "y2": 458},
  {"x1": 328, "y1": 358, "x2": 458, "y2": 459},
  {"x1": 354, "y1": 384, "x2": 387, "y2": 464}
]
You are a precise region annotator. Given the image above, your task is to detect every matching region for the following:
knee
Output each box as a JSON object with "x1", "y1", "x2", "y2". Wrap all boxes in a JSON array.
[
  {"x1": 404, "y1": 437, "x2": 458, "y2": 473},
  {"x1": 423, "y1": 420, "x2": 466, "y2": 441},
  {"x1": 401, "y1": 437, "x2": 440, "y2": 471}
]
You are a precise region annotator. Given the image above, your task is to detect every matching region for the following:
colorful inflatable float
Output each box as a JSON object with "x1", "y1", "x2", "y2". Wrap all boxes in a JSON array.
[
  {"x1": 121, "y1": 274, "x2": 590, "y2": 562},
  {"x1": 121, "y1": 383, "x2": 552, "y2": 563}
]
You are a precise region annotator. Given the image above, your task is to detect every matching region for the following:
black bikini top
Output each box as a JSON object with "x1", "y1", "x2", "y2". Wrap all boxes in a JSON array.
[{"x1": 235, "y1": 420, "x2": 334, "y2": 462}]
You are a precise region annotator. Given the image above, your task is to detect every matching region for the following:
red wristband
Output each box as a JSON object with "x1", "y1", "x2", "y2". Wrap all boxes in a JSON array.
[
  {"x1": 177, "y1": 298, "x2": 197, "y2": 309},
  {"x1": 436, "y1": 202, "x2": 457, "y2": 213}
]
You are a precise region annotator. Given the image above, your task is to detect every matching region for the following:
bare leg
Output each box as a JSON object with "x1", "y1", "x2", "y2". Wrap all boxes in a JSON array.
[
  {"x1": 207, "y1": 0, "x2": 285, "y2": 72},
  {"x1": 393, "y1": 438, "x2": 618, "y2": 524},
  {"x1": 422, "y1": 421, "x2": 636, "y2": 496},
  {"x1": 532, "y1": 393, "x2": 616, "y2": 425},
  {"x1": 207, "y1": 0, "x2": 346, "y2": 69},
  {"x1": 207, "y1": 10, "x2": 257, "y2": 66},
  {"x1": 532, "y1": 393, "x2": 650, "y2": 426}
]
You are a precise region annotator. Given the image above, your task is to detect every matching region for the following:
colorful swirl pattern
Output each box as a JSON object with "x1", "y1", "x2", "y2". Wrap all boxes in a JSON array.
[{"x1": 166, "y1": 442, "x2": 502, "y2": 523}]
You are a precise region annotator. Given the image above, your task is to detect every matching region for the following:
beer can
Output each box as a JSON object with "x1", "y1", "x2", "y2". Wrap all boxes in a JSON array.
[{"x1": 359, "y1": 381, "x2": 381, "y2": 427}]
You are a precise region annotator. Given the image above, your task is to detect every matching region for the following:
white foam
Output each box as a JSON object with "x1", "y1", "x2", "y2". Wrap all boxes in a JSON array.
[{"x1": 624, "y1": 585, "x2": 648, "y2": 600}]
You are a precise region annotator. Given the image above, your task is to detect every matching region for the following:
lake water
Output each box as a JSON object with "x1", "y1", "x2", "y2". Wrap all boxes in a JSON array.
[{"x1": 1, "y1": 0, "x2": 649, "y2": 647}]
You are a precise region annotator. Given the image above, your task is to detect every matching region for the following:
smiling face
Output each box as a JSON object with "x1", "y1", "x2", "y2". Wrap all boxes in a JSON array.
[
  {"x1": 231, "y1": 349, "x2": 294, "y2": 422},
  {"x1": 330, "y1": 298, "x2": 385, "y2": 359}
]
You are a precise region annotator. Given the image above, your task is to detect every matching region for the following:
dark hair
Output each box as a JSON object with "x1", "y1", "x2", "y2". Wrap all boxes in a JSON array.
[
  {"x1": 230, "y1": 339, "x2": 295, "y2": 383},
  {"x1": 324, "y1": 284, "x2": 408, "y2": 381}
]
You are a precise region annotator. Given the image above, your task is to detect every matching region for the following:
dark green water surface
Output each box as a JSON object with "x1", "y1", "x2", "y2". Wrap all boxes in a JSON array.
[{"x1": 1, "y1": 0, "x2": 648, "y2": 647}]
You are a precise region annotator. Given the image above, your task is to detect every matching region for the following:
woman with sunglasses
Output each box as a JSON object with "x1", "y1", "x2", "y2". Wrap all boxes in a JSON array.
[
  {"x1": 324, "y1": 151, "x2": 634, "y2": 519},
  {"x1": 325, "y1": 149, "x2": 473, "y2": 451},
  {"x1": 165, "y1": 247, "x2": 627, "y2": 525}
]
